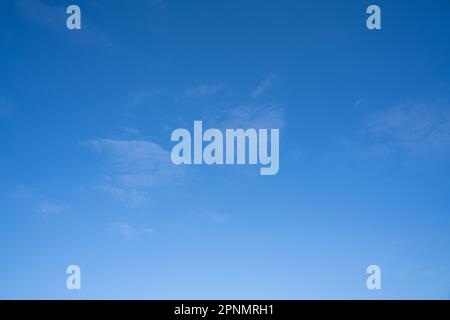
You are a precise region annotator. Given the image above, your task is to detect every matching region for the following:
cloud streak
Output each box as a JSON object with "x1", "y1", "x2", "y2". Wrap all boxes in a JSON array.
[
  {"x1": 10, "y1": 185, "x2": 68, "y2": 215},
  {"x1": 86, "y1": 139, "x2": 183, "y2": 207},
  {"x1": 184, "y1": 84, "x2": 224, "y2": 98},
  {"x1": 108, "y1": 222, "x2": 155, "y2": 238},
  {"x1": 366, "y1": 100, "x2": 450, "y2": 155},
  {"x1": 37, "y1": 201, "x2": 67, "y2": 215},
  {"x1": 251, "y1": 74, "x2": 276, "y2": 98},
  {"x1": 207, "y1": 103, "x2": 285, "y2": 130},
  {"x1": 16, "y1": 0, "x2": 63, "y2": 28}
]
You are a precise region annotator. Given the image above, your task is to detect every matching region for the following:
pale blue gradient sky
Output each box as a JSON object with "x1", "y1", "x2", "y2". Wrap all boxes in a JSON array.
[{"x1": 1, "y1": 0, "x2": 450, "y2": 299}]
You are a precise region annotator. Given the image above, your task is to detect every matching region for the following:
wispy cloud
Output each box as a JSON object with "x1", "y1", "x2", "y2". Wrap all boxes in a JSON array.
[
  {"x1": 207, "y1": 103, "x2": 285, "y2": 129},
  {"x1": 122, "y1": 126, "x2": 141, "y2": 136},
  {"x1": 251, "y1": 74, "x2": 276, "y2": 98},
  {"x1": 108, "y1": 222, "x2": 155, "y2": 238},
  {"x1": 184, "y1": 83, "x2": 224, "y2": 98},
  {"x1": 365, "y1": 100, "x2": 450, "y2": 155},
  {"x1": 37, "y1": 201, "x2": 67, "y2": 215},
  {"x1": 206, "y1": 212, "x2": 227, "y2": 223},
  {"x1": 183, "y1": 210, "x2": 228, "y2": 224},
  {"x1": 87, "y1": 139, "x2": 176, "y2": 187},
  {"x1": 86, "y1": 139, "x2": 183, "y2": 207},
  {"x1": 353, "y1": 98, "x2": 366, "y2": 108},
  {"x1": 10, "y1": 185, "x2": 37, "y2": 200},
  {"x1": 16, "y1": 0, "x2": 63, "y2": 29},
  {"x1": 10, "y1": 185, "x2": 68, "y2": 215},
  {"x1": 96, "y1": 185, "x2": 150, "y2": 208}
]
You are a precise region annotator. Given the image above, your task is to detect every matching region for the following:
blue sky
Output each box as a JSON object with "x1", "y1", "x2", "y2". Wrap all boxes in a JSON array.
[{"x1": 1, "y1": 0, "x2": 450, "y2": 299}]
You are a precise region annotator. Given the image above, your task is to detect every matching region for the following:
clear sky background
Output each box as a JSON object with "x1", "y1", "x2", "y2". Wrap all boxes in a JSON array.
[{"x1": 1, "y1": 0, "x2": 450, "y2": 299}]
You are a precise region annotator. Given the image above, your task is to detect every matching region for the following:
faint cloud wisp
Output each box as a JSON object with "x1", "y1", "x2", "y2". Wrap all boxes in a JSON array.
[
  {"x1": 184, "y1": 83, "x2": 224, "y2": 99},
  {"x1": 366, "y1": 100, "x2": 450, "y2": 155},
  {"x1": 108, "y1": 222, "x2": 155, "y2": 238},
  {"x1": 207, "y1": 103, "x2": 285, "y2": 130},
  {"x1": 10, "y1": 185, "x2": 68, "y2": 215},
  {"x1": 251, "y1": 74, "x2": 276, "y2": 98},
  {"x1": 86, "y1": 139, "x2": 183, "y2": 207}
]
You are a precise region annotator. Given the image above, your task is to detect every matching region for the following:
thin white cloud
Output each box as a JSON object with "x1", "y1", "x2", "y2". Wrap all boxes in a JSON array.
[
  {"x1": 366, "y1": 100, "x2": 450, "y2": 154},
  {"x1": 96, "y1": 185, "x2": 150, "y2": 208},
  {"x1": 10, "y1": 185, "x2": 68, "y2": 215},
  {"x1": 251, "y1": 74, "x2": 276, "y2": 98},
  {"x1": 207, "y1": 212, "x2": 227, "y2": 223},
  {"x1": 86, "y1": 139, "x2": 183, "y2": 207},
  {"x1": 16, "y1": 0, "x2": 62, "y2": 28},
  {"x1": 108, "y1": 222, "x2": 155, "y2": 238},
  {"x1": 184, "y1": 84, "x2": 224, "y2": 98},
  {"x1": 37, "y1": 201, "x2": 67, "y2": 215},
  {"x1": 184, "y1": 210, "x2": 228, "y2": 224},
  {"x1": 10, "y1": 185, "x2": 36, "y2": 199},
  {"x1": 353, "y1": 99, "x2": 366, "y2": 108},
  {"x1": 122, "y1": 126, "x2": 141, "y2": 136},
  {"x1": 207, "y1": 103, "x2": 285, "y2": 129}
]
